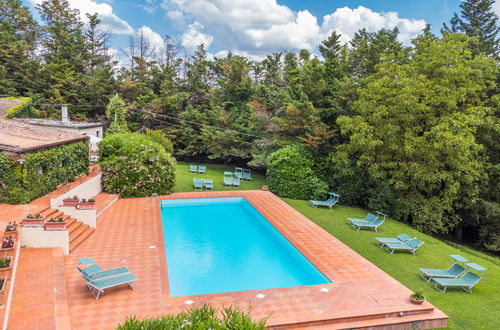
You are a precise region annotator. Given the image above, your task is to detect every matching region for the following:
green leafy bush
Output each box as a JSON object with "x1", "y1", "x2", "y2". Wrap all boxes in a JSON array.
[
  {"x1": 100, "y1": 133, "x2": 176, "y2": 197},
  {"x1": 145, "y1": 129, "x2": 174, "y2": 154},
  {"x1": 5, "y1": 97, "x2": 40, "y2": 118},
  {"x1": 0, "y1": 140, "x2": 89, "y2": 204},
  {"x1": 267, "y1": 145, "x2": 327, "y2": 199},
  {"x1": 116, "y1": 304, "x2": 266, "y2": 330}
]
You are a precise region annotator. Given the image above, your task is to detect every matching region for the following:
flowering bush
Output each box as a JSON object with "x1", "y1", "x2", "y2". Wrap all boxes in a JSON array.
[
  {"x1": 5, "y1": 221, "x2": 17, "y2": 232},
  {"x1": 100, "y1": 133, "x2": 176, "y2": 197},
  {"x1": 48, "y1": 217, "x2": 65, "y2": 223},
  {"x1": 2, "y1": 236, "x2": 14, "y2": 249},
  {"x1": 25, "y1": 213, "x2": 43, "y2": 219}
]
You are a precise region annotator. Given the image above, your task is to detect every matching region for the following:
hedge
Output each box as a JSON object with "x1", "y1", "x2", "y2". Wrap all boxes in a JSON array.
[
  {"x1": 116, "y1": 304, "x2": 266, "y2": 329},
  {"x1": 5, "y1": 97, "x2": 40, "y2": 119},
  {"x1": 100, "y1": 133, "x2": 176, "y2": 197},
  {"x1": 267, "y1": 145, "x2": 327, "y2": 200},
  {"x1": 0, "y1": 140, "x2": 89, "y2": 204}
]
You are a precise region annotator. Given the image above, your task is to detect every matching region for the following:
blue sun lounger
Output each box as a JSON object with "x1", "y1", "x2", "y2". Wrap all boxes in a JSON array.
[
  {"x1": 385, "y1": 238, "x2": 424, "y2": 255},
  {"x1": 189, "y1": 165, "x2": 197, "y2": 173},
  {"x1": 193, "y1": 178, "x2": 203, "y2": 190},
  {"x1": 232, "y1": 176, "x2": 240, "y2": 188},
  {"x1": 419, "y1": 254, "x2": 468, "y2": 282},
  {"x1": 223, "y1": 172, "x2": 233, "y2": 187},
  {"x1": 198, "y1": 165, "x2": 206, "y2": 174},
  {"x1": 433, "y1": 264, "x2": 486, "y2": 293},
  {"x1": 351, "y1": 218, "x2": 385, "y2": 232},
  {"x1": 78, "y1": 263, "x2": 131, "y2": 281},
  {"x1": 375, "y1": 233, "x2": 412, "y2": 247},
  {"x1": 204, "y1": 179, "x2": 214, "y2": 191},
  {"x1": 243, "y1": 168, "x2": 252, "y2": 181},
  {"x1": 234, "y1": 167, "x2": 244, "y2": 179},
  {"x1": 309, "y1": 192, "x2": 340, "y2": 209},
  {"x1": 83, "y1": 273, "x2": 138, "y2": 299},
  {"x1": 348, "y1": 213, "x2": 378, "y2": 224}
]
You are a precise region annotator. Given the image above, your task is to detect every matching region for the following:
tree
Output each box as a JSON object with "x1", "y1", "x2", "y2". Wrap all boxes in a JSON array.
[
  {"x1": 443, "y1": 0, "x2": 500, "y2": 57},
  {"x1": 106, "y1": 95, "x2": 129, "y2": 134},
  {"x1": 336, "y1": 33, "x2": 497, "y2": 234}
]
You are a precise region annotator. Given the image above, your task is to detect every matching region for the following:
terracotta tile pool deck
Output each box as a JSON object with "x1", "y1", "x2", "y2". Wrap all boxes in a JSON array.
[{"x1": 58, "y1": 190, "x2": 447, "y2": 329}]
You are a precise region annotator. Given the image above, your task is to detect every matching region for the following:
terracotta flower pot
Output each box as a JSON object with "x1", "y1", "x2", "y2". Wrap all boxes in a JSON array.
[
  {"x1": 410, "y1": 297, "x2": 425, "y2": 304},
  {"x1": 44, "y1": 220, "x2": 68, "y2": 231},
  {"x1": 0, "y1": 277, "x2": 7, "y2": 304},
  {"x1": 77, "y1": 202, "x2": 96, "y2": 210},
  {"x1": 63, "y1": 198, "x2": 79, "y2": 207},
  {"x1": 0, "y1": 257, "x2": 13, "y2": 273},
  {"x1": 21, "y1": 217, "x2": 45, "y2": 227},
  {"x1": 4, "y1": 229, "x2": 17, "y2": 240}
]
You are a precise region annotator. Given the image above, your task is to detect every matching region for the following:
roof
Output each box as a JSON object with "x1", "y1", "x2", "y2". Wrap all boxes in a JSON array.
[
  {"x1": 0, "y1": 98, "x2": 24, "y2": 118},
  {"x1": 13, "y1": 118, "x2": 106, "y2": 129},
  {"x1": 0, "y1": 119, "x2": 88, "y2": 154}
]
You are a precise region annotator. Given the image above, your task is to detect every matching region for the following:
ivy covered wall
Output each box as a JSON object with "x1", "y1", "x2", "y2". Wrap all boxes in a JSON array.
[{"x1": 0, "y1": 140, "x2": 89, "y2": 204}]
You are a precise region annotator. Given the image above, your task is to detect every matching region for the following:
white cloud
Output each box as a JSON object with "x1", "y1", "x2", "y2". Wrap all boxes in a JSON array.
[
  {"x1": 160, "y1": 1, "x2": 427, "y2": 57},
  {"x1": 321, "y1": 6, "x2": 426, "y2": 45},
  {"x1": 181, "y1": 22, "x2": 214, "y2": 49},
  {"x1": 29, "y1": 0, "x2": 133, "y2": 34},
  {"x1": 493, "y1": 0, "x2": 500, "y2": 17},
  {"x1": 137, "y1": 25, "x2": 165, "y2": 54},
  {"x1": 141, "y1": 5, "x2": 156, "y2": 15}
]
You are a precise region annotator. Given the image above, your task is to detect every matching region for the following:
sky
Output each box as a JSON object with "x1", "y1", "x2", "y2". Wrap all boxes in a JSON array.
[{"x1": 23, "y1": 0, "x2": 500, "y2": 61}]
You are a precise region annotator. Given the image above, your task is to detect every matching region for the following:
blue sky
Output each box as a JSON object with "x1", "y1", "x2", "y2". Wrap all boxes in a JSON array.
[{"x1": 23, "y1": 0, "x2": 499, "y2": 60}]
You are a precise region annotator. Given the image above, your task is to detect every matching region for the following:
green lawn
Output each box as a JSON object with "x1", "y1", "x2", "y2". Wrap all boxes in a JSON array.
[
  {"x1": 174, "y1": 162, "x2": 267, "y2": 192},
  {"x1": 285, "y1": 200, "x2": 500, "y2": 330},
  {"x1": 173, "y1": 164, "x2": 500, "y2": 329}
]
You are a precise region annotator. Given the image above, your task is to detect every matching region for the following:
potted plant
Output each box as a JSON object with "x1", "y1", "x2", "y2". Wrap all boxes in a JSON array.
[
  {"x1": 63, "y1": 195, "x2": 79, "y2": 207},
  {"x1": 0, "y1": 236, "x2": 15, "y2": 256},
  {"x1": 44, "y1": 216, "x2": 68, "y2": 231},
  {"x1": 410, "y1": 290, "x2": 426, "y2": 304},
  {"x1": 21, "y1": 213, "x2": 45, "y2": 226},
  {"x1": 4, "y1": 221, "x2": 18, "y2": 239},
  {"x1": 0, "y1": 257, "x2": 12, "y2": 273},
  {"x1": 77, "y1": 197, "x2": 96, "y2": 210}
]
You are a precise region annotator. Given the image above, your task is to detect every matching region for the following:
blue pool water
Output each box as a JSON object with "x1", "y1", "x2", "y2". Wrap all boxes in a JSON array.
[{"x1": 161, "y1": 197, "x2": 330, "y2": 296}]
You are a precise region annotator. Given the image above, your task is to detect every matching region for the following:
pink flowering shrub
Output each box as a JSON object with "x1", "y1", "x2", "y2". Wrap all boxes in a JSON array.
[{"x1": 100, "y1": 133, "x2": 176, "y2": 197}]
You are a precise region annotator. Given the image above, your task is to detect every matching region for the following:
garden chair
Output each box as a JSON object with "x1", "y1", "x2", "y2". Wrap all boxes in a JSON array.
[
  {"x1": 243, "y1": 168, "x2": 252, "y2": 181},
  {"x1": 384, "y1": 238, "x2": 424, "y2": 255},
  {"x1": 204, "y1": 179, "x2": 214, "y2": 191},
  {"x1": 234, "y1": 167, "x2": 244, "y2": 179},
  {"x1": 189, "y1": 165, "x2": 197, "y2": 173},
  {"x1": 83, "y1": 273, "x2": 138, "y2": 299},
  {"x1": 223, "y1": 172, "x2": 233, "y2": 187},
  {"x1": 351, "y1": 218, "x2": 385, "y2": 232},
  {"x1": 198, "y1": 165, "x2": 206, "y2": 174},
  {"x1": 375, "y1": 233, "x2": 412, "y2": 247},
  {"x1": 433, "y1": 266, "x2": 485, "y2": 293},
  {"x1": 232, "y1": 176, "x2": 240, "y2": 188},
  {"x1": 347, "y1": 213, "x2": 378, "y2": 224},
  {"x1": 309, "y1": 192, "x2": 340, "y2": 209},
  {"x1": 193, "y1": 178, "x2": 203, "y2": 191}
]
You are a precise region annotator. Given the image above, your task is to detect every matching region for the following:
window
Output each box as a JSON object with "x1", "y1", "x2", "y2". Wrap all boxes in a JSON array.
[{"x1": 96, "y1": 130, "x2": 100, "y2": 137}]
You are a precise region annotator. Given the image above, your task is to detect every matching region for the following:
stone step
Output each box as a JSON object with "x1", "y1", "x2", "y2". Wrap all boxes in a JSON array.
[
  {"x1": 69, "y1": 223, "x2": 89, "y2": 242},
  {"x1": 67, "y1": 219, "x2": 81, "y2": 232},
  {"x1": 69, "y1": 227, "x2": 94, "y2": 252}
]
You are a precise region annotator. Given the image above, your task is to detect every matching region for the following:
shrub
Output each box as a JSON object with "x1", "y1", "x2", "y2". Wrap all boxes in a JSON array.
[
  {"x1": 116, "y1": 304, "x2": 266, "y2": 329},
  {"x1": 145, "y1": 129, "x2": 174, "y2": 154},
  {"x1": 5, "y1": 97, "x2": 40, "y2": 119},
  {"x1": 100, "y1": 133, "x2": 176, "y2": 197},
  {"x1": 267, "y1": 145, "x2": 327, "y2": 199}
]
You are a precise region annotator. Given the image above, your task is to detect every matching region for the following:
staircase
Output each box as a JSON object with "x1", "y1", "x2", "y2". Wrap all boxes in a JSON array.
[{"x1": 38, "y1": 207, "x2": 95, "y2": 253}]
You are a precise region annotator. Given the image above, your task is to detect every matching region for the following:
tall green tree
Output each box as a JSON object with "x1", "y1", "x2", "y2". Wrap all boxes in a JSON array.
[
  {"x1": 106, "y1": 95, "x2": 129, "y2": 135},
  {"x1": 336, "y1": 33, "x2": 497, "y2": 234},
  {"x1": 443, "y1": 0, "x2": 500, "y2": 57}
]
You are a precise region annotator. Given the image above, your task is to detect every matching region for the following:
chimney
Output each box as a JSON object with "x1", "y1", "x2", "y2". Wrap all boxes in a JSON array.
[{"x1": 61, "y1": 105, "x2": 69, "y2": 123}]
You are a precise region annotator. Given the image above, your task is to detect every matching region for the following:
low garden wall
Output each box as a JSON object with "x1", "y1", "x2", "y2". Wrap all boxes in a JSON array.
[{"x1": 20, "y1": 227, "x2": 69, "y2": 255}]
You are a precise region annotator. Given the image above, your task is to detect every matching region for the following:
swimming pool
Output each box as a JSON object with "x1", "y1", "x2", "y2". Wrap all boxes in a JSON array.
[{"x1": 161, "y1": 197, "x2": 330, "y2": 296}]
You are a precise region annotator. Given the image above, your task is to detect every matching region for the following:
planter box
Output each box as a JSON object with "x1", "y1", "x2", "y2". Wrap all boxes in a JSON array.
[
  {"x1": 0, "y1": 257, "x2": 13, "y2": 273},
  {"x1": 0, "y1": 277, "x2": 6, "y2": 304},
  {"x1": 0, "y1": 242, "x2": 15, "y2": 257},
  {"x1": 4, "y1": 229, "x2": 17, "y2": 239},
  {"x1": 21, "y1": 217, "x2": 45, "y2": 227},
  {"x1": 77, "y1": 202, "x2": 96, "y2": 210},
  {"x1": 63, "y1": 199, "x2": 79, "y2": 207},
  {"x1": 44, "y1": 220, "x2": 68, "y2": 231}
]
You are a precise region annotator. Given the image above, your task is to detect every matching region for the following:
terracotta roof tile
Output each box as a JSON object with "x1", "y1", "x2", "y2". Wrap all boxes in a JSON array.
[{"x1": 0, "y1": 119, "x2": 88, "y2": 153}]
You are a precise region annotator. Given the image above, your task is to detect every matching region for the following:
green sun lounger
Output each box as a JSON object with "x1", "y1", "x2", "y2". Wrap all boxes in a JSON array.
[
  {"x1": 243, "y1": 168, "x2": 252, "y2": 181},
  {"x1": 198, "y1": 165, "x2": 206, "y2": 174},
  {"x1": 189, "y1": 165, "x2": 197, "y2": 173},
  {"x1": 78, "y1": 264, "x2": 131, "y2": 281},
  {"x1": 204, "y1": 179, "x2": 214, "y2": 190},
  {"x1": 433, "y1": 271, "x2": 483, "y2": 293},
  {"x1": 235, "y1": 167, "x2": 244, "y2": 179},
  {"x1": 84, "y1": 273, "x2": 138, "y2": 299},
  {"x1": 223, "y1": 172, "x2": 232, "y2": 187},
  {"x1": 375, "y1": 233, "x2": 412, "y2": 247},
  {"x1": 309, "y1": 192, "x2": 340, "y2": 209},
  {"x1": 351, "y1": 218, "x2": 385, "y2": 232},
  {"x1": 193, "y1": 178, "x2": 203, "y2": 190},
  {"x1": 385, "y1": 238, "x2": 424, "y2": 254},
  {"x1": 348, "y1": 213, "x2": 378, "y2": 223},
  {"x1": 232, "y1": 176, "x2": 240, "y2": 188},
  {"x1": 419, "y1": 254, "x2": 469, "y2": 282}
]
